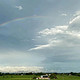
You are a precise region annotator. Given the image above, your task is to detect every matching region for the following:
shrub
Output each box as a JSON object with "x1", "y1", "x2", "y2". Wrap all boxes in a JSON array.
[
  {"x1": 49, "y1": 73, "x2": 57, "y2": 79},
  {"x1": 33, "y1": 76, "x2": 37, "y2": 79}
]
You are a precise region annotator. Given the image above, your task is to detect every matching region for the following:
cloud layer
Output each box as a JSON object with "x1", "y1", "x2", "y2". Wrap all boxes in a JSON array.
[
  {"x1": 28, "y1": 15, "x2": 80, "y2": 66},
  {"x1": 0, "y1": 66, "x2": 43, "y2": 73}
]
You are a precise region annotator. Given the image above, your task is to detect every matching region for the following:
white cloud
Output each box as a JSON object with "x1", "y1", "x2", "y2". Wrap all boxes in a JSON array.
[
  {"x1": 73, "y1": 11, "x2": 80, "y2": 16},
  {"x1": 61, "y1": 13, "x2": 67, "y2": 16},
  {"x1": 39, "y1": 25, "x2": 68, "y2": 36},
  {"x1": 69, "y1": 15, "x2": 80, "y2": 24},
  {"x1": 66, "y1": 31, "x2": 80, "y2": 38},
  {"x1": 0, "y1": 66, "x2": 43, "y2": 73},
  {"x1": 29, "y1": 14, "x2": 80, "y2": 52},
  {"x1": 29, "y1": 44, "x2": 51, "y2": 51},
  {"x1": 29, "y1": 40, "x2": 61, "y2": 51},
  {"x1": 69, "y1": 15, "x2": 80, "y2": 33},
  {"x1": 56, "y1": 26, "x2": 68, "y2": 30},
  {"x1": 15, "y1": 6, "x2": 23, "y2": 10}
]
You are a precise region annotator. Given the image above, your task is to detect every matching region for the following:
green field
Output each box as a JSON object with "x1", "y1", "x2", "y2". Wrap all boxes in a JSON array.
[{"x1": 0, "y1": 75, "x2": 80, "y2": 80}]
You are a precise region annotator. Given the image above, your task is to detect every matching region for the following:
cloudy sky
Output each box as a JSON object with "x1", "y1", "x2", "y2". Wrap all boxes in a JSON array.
[{"x1": 0, "y1": 0, "x2": 80, "y2": 73}]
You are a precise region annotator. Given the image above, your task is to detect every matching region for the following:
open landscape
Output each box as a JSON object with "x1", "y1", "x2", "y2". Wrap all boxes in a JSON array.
[
  {"x1": 0, "y1": 0, "x2": 80, "y2": 80},
  {"x1": 0, "y1": 73, "x2": 80, "y2": 80}
]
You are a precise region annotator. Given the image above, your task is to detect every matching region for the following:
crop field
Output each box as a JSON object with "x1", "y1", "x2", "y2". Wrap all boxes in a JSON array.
[{"x1": 0, "y1": 74, "x2": 80, "y2": 80}]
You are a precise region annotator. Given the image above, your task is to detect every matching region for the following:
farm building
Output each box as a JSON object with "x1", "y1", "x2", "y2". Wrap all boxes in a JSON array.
[{"x1": 36, "y1": 75, "x2": 49, "y2": 79}]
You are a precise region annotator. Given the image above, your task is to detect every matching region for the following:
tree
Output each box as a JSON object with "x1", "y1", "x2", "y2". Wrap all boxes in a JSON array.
[{"x1": 49, "y1": 73, "x2": 57, "y2": 79}]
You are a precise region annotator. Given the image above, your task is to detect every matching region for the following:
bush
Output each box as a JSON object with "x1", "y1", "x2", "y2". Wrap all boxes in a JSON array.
[
  {"x1": 33, "y1": 76, "x2": 37, "y2": 79},
  {"x1": 49, "y1": 73, "x2": 57, "y2": 79}
]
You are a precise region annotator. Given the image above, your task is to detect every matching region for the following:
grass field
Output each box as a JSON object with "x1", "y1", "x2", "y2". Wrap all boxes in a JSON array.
[
  {"x1": 0, "y1": 75, "x2": 80, "y2": 80},
  {"x1": 0, "y1": 74, "x2": 80, "y2": 80}
]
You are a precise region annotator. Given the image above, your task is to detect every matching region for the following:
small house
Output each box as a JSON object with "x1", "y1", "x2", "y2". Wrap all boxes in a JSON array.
[{"x1": 37, "y1": 75, "x2": 49, "y2": 79}]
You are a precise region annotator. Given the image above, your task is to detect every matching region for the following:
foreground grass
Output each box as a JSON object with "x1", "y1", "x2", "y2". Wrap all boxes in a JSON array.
[
  {"x1": 57, "y1": 75, "x2": 80, "y2": 80},
  {"x1": 0, "y1": 75, "x2": 80, "y2": 80}
]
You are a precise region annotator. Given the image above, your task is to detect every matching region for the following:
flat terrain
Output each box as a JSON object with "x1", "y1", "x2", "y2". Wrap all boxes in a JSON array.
[{"x1": 0, "y1": 75, "x2": 80, "y2": 80}]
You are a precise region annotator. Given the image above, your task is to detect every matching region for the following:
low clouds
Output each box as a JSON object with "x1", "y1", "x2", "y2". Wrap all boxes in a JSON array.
[{"x1": 0, "y1": 66, "x2": 43, "y2": 73}]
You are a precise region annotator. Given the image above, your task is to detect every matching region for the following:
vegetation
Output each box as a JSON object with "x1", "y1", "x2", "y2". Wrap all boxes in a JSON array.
[
  {"x1": 49, "y1": 73, "x2": 57, "y2": 79},
  {"x1": 0, "y1": 72, "x2": 79, "y2": 80}
]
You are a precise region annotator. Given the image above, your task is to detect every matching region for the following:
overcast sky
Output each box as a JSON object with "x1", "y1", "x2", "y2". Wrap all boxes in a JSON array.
[{"x1": 0, "y1": 0, "x2": 80, "y2": 73}]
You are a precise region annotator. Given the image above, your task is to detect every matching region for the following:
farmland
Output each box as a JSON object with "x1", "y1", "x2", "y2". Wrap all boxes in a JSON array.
[{"x1": 0, "y1": 74, "x2": 80, "y2": 80}]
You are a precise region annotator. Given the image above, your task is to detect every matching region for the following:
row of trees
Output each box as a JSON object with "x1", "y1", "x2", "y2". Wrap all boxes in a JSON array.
[{"x1": 0, "y1": 72, "x2": 80, "y2": 76}]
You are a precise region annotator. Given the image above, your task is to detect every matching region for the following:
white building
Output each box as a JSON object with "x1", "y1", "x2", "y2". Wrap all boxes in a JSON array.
[{"x1": 37, "y1": 75, "x2": 49, "y2": 79}]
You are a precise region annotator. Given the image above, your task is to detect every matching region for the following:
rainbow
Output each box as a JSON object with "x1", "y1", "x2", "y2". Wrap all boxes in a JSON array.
[{"x1": 0, "y1": 16, "x2": 47, "y2": 26}]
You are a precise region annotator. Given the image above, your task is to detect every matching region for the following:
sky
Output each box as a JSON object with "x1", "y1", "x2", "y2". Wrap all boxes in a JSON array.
[{"x1": 0, "y1": 0, "x2": 80, "y2": 73}]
